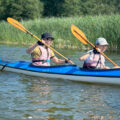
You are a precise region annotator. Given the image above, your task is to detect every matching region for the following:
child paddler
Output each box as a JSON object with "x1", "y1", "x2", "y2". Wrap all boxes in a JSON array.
[
  {"x1": 26, "y1": 32, "x2": 72, "y2": 66},
  {"x1": 80, "y1": 37, "x2": 110, "y2": 69}
]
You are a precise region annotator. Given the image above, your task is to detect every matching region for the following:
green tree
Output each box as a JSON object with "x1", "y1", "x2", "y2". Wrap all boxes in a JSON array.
[
  {"x1": 0, "y1": 0, "x2": 43, "y2": 20},
  {"x1": 60, "y1": 0, "x2": 84, "y2": 17},
  {"x1": 21, "y1": 0, "x2": 43, "y2": 19},
  {"x1": 0, "y1": 0, "x2": 120, "y2": 20},
  {"x1": 41, "y1": 0, "x2": 64, "y2": 17},
  {"x1": 0, "y1": 0, "x2": 10, "y2": 20},
  {"x1": 84, "y1": 0, "x2": 117, "y2": 15}
]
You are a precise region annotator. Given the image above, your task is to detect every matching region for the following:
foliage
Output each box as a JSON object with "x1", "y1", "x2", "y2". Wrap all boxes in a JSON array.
[
  {"x1": 40, "y1": 0, "x2": 120, "y2": 17},
  {"x1": 0, "y1": 0, "x2": 120, "y2": 20},
  {"x1": 60, "y1": 0, "x2": 84, "y2": 16},
  {"x1": 0, "y1": 15, "x2": 120, "y2": 51},
  {"x1": 0, "y1": 0, "x2": 43, "y2": 20},
  {"x1": 40, "y1": 0, "x2": 64, "y2": 17},
  {"x1": 83, "y1": 0, "x2": 117, "y2": 15}
]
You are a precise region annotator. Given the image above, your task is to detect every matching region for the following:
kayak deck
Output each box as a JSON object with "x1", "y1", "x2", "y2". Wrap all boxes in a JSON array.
[
  {"x1": 0, "y1": 60, "x2": 120, "y2": 77},
  {"x1": 0, "y1": 59, "x2": 120, "y2": 85}
]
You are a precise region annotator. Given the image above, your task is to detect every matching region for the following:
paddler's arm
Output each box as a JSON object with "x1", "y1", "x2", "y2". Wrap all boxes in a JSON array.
[
  {"x1": 50, "y1": 50, "x2": 73, "y2": 64},
  {"x1": 80, "y1": 53, "x2": 89, "y2": 61},
  {"x1": 26, "y1": 43, "x2": 38, "y2": 54},
  {"x1": 51, "y1": 56, "x2": 73, "y2": 64}
]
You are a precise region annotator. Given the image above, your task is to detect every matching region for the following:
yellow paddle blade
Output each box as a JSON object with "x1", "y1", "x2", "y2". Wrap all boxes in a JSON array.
[
  {"x1": 7, "y1": 17, "x2": 27, "y2": 33},
  {"x1": 71, "y1": 24, "x2": 88, "y2": 45}
]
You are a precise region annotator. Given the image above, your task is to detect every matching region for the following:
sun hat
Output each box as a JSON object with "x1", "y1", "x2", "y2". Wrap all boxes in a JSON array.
[
  {"x1": 41, "y1": 32, "x2": 54, "y2": 40},
  {"x1": 96, "y1": 37, "x2": 108, "y2": 45}
]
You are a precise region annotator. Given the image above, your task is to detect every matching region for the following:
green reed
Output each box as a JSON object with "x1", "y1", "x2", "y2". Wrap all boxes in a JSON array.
[{"x1": 0, "y1": 14, "x2": 120, "y2": 51}]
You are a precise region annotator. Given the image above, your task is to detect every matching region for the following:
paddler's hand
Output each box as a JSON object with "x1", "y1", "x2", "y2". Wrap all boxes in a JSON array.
[
  {"x1": 113, "y1": 66, "x2": 120, "y2": 69},
  {"x1": 65, "y1": 59, "x2": 73, "y2": 64},
  {"x1": 104, "y1": 66, "x2": 110, "y2": 69}
]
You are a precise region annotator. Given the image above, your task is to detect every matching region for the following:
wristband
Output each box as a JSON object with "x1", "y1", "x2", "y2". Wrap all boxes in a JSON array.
[{"x1": 65, "y1": 59, "x2": 68, "y2": 63}]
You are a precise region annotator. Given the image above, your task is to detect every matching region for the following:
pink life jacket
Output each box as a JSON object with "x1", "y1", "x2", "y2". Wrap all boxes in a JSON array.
[
  {"x1": 83, "y1": 50, "x2": 105, "y2": 69},
  {"x1": 32, "y1": 46, "x2": 51, "y2": 66}
]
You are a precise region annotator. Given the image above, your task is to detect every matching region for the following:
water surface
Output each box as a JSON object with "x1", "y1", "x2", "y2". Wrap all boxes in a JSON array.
[{"x1": 0, "y1": 45, "x2": 120, "y2": 120}]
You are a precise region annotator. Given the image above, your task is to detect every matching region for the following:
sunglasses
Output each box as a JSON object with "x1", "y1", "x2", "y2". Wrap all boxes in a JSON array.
[{"x1": 43, "y1": 38, "x2": 54, "y2": 41}]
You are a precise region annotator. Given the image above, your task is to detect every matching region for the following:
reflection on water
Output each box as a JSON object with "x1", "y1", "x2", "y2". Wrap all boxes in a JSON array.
[
  {"x1": 0, "y1": 72, "x2": 120, "y2": 120},
  {"x1": 0, "y1": 45, "x2": 120, "y2": 120}
]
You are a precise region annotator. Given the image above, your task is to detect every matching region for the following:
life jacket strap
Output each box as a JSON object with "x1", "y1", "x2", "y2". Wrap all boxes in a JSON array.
[{"x1": 32, "y1": 59, "x2": 50, "y2": 63}]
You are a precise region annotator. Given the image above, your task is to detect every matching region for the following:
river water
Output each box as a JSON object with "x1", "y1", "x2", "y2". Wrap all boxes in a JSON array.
[{"x1": 0, "y1": 44, "x2": 120, "y2": 120}]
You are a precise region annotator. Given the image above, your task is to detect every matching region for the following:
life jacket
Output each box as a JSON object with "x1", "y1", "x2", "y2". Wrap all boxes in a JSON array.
[
  {"x1": 83, "y1": 49, "x2": 105, "y2": 69},
  {"x1": 32, "y1": 46, "x2": 51, "y2": 66}
]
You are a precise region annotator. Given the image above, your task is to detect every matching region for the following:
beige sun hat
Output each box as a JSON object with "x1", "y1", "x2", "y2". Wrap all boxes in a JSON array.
[{"x1": 96, "y1": 37, "x2": 109, "y2": 45}]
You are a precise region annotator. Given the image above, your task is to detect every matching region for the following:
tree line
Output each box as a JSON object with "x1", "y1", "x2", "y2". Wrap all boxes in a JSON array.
[{"x1": 0, "y1": 0, "x2": 120, "y2": 20}]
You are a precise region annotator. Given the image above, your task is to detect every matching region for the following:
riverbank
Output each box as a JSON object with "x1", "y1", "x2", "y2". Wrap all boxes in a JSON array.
[{"x1": 0, "y1": 14, "x2": 120, "y2": 51}]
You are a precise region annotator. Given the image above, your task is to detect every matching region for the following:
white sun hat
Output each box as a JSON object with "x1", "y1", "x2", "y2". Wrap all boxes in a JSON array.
[{"x1": 96, "y1": 37, "x2": 109, "y2": 45}]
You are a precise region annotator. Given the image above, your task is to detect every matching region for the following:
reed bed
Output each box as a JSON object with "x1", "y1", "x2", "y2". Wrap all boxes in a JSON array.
[{"x1": 0, "y1": 14, "x2": 120, "y2": 51}]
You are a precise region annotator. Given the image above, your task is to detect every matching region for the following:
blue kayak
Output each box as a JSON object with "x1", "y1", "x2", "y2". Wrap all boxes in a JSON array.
[{"x1": 0, "y1": 59, "x2": 120, "y2": 85}]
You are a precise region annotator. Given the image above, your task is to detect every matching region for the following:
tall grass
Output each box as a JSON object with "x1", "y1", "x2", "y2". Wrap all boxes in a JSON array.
[{"x1": 0, "y1": 14, "x2": 120, "y2": 51}]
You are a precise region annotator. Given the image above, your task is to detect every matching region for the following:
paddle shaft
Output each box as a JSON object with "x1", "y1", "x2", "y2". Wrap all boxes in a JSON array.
[{"x1": 74, "y1": 30, "x2": 119, "y2": 67}]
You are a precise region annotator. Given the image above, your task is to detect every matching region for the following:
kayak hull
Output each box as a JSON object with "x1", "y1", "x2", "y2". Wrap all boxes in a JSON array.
[{"x1": 0, "y1": 60, "x2": 120, "y2": 85}]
